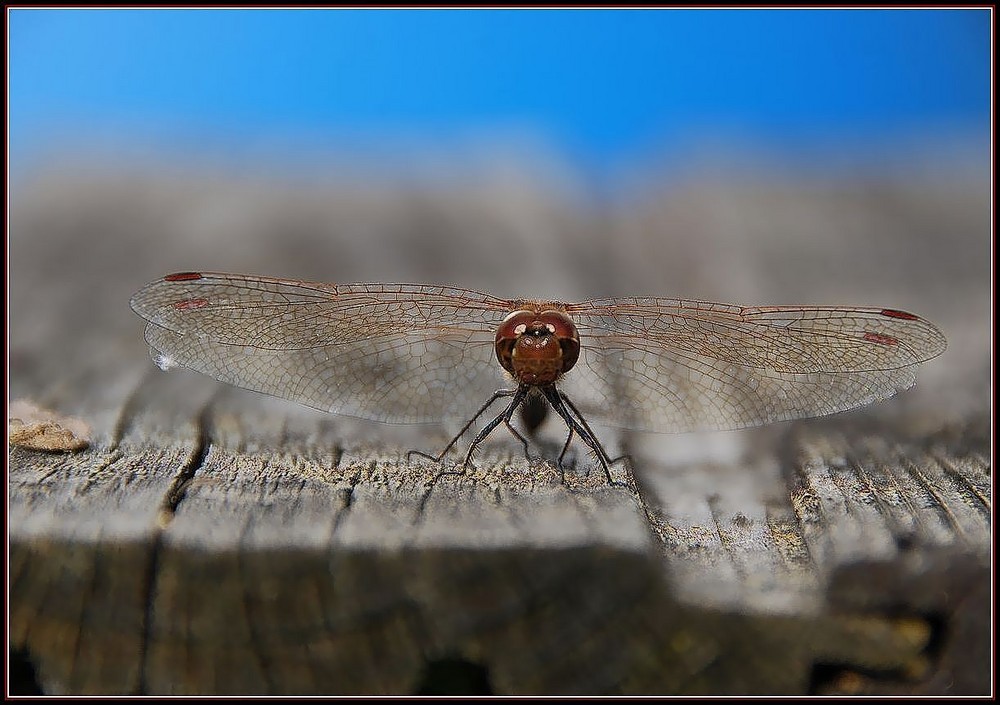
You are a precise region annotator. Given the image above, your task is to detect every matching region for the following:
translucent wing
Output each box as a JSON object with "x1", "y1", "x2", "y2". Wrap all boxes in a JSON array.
[
  {"x1": 563, "y1": 298, "x2": 947, "y2": 432},
  {"x1": 130, "y1": 272, "x2": 515, "y2": 424},
  {"x1": 132, "y1": 273, "x2": 947, "y2": 436}
]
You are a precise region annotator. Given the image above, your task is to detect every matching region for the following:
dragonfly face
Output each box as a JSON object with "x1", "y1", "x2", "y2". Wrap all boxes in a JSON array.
[{"x1": 494, "y1": 309, "x2": 581, "y2": 386}]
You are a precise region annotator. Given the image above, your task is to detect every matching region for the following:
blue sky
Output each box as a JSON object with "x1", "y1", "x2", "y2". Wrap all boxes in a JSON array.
[{"x1": 7, "y1": 8, "x2": 991, "y2": 171}]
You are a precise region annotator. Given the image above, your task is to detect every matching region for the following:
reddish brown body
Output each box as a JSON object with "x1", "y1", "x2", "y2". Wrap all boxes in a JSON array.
[{"x1": 494, "y1": 307, "x2": 581, "y2": 386}]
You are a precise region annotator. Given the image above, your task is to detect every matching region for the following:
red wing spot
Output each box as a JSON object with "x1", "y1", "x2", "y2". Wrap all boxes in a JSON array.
[
  {"x1": 173, "y1": 298, "x2": 210, "y2": 310},
  {"x1": 864, "y1": 331, "x2": 899, "y2": 346},
  {"x1": 880, "y1": 308, "x2": 919, "y2": 320},
  {"x1": 165, "y1": 272, "x2": 204, "y2": 282}
]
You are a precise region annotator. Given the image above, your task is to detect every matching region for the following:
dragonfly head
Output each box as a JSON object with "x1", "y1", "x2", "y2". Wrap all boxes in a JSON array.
[{"x1": 495, "y1": 309, "x2": 580, "y2": 386}]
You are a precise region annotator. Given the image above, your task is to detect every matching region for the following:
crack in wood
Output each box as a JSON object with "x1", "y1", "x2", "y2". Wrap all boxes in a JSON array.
[
  {"x1": 136, "y1": 401, "x2": 215, "y2": 694},
  {"x1": 329, "y1": 442, "x2": 345, "y2": 470},
  {"x1": 931, "y1": 453, "x2": 991, "y2": 516},
  {"x1": 328, "y1": 463, "x2": 366, "y2": 540},
  {"x1": 706, "y1": 493, "x2": 748, "y2": 581},
  {"x1": 900, "y1": 458, "x2": 966, "y2": 544},
  {"x1": 764, "y1": 502, "x2": 818, "y2": 574},
  {"x1": 35, "y1": 454, "x2": 75, "y2": 483},
  {"x1": 237, "y1": 520, "x2": 277, "y2": 694},
  {"x1": 157, "y1": 403, "x2": 214, "y2": 528},
  {"x1": 784, "y1": 442, "x2": 838, "y2": 578},
  {"x1": 627, "y1": 459, "x2": 677, "y2": 552},
  {"x1": 847, "y1": 451, "x2": 917, "y2": 549},
  {"x1": 136, "y1": 530, "x2": 163, "y2": 695},
  {"x1": 415, "y1": 463, "x2": 471, "y2": 519},
  {"x1": 76, "y1": 449, "x2": 126, "y2": 494},
  {"x1": 67, "y1": 535, "x2": 104, "y2": 690}
]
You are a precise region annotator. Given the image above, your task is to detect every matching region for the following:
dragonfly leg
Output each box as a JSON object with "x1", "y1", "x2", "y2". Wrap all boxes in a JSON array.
[
  {"x1": 461, "y1": 385, "x2": 530, "y2": 467},
  {"x1": 418, "y1": 385, "x2": 522, "y2": 506},
  {"x1": 413, "y1": 389, "x2": 522, "y2": 498},
  {"x1": 502, "y1": 418, "x2": 532, "y2": 461},
  {"x1": 560, "y1": 391, "x2": 631, "y2": 468},
  {"x1": 555, "y1": 424, "x2": 575, "y2": 485},
  {"x1": 542, "y1": 386, "x2": 627, "y2": 487},
  {"x1": 407, "y1": 388, "x2": 517, "y2": 467}
]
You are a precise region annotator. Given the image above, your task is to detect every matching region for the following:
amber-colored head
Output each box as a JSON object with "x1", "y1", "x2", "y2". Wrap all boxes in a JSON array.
[{"x1": 494, "y1": 309, "x2": 581, "y2": 386}]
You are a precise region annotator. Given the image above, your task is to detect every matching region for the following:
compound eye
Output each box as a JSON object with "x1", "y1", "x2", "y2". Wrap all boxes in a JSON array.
[
  {"x1": 496, "y1": 310, "x2": 537, "y2": 345},
  {"x1": 539, "y1": 311, "x2": 578, "y2": 341},
  {"x1": 494, "y1": 311, "x2": 536, "y2": 375},
  {"x1": 536, "y1": 311, "x2": 580, "y2": 373}
]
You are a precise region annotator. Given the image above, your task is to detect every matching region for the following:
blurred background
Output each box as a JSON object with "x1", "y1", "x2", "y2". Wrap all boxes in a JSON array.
[{"x1": 8, "y1": 8, "x2": 991, "y2": 433}]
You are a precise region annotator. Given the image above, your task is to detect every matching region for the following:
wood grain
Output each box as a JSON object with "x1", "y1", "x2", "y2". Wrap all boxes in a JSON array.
[{"x1": 8, "y1": 161, "x2": 990, "y2": 695}]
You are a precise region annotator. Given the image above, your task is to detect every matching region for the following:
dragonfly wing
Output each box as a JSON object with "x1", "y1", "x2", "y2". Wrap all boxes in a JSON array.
[
  {"x1": 132, "y1": 273, "x2": 510, "y2": 424},
  {"x1": 568, "y1": 299, "x2": 946, "y2": 433}
]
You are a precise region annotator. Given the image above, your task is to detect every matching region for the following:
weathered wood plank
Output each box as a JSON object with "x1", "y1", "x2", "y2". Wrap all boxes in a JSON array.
[
  {"x1": 11, "y1": 374, "x2": 988, "y2": 694},
  {"x1": 9, "y1": 161, "x2": 991, "y2": 695}
]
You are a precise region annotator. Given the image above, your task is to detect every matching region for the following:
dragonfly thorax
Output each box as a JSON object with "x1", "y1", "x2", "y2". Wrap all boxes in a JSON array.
[{"x1": 494, "y1": 309, "x2": 581, "y2": 386}]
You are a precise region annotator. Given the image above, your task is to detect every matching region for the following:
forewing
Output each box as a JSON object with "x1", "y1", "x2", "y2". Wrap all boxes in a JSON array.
[
  {"x1": 130, "y1": 273, "x2": 512, "y2": 423},
  {"x1": 564, "y1": 298, "x2": 947, "y2": 432}
]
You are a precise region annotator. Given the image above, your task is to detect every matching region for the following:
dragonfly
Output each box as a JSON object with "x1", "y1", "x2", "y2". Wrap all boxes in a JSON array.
[{"x1": 130, "y1": 272, "x2": 947, "y2": 481}]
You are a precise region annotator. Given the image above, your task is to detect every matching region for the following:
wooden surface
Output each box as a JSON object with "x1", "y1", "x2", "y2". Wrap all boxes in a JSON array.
[{"x1": 8, "y1": 158, "x2": 991, "y2": 695}]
